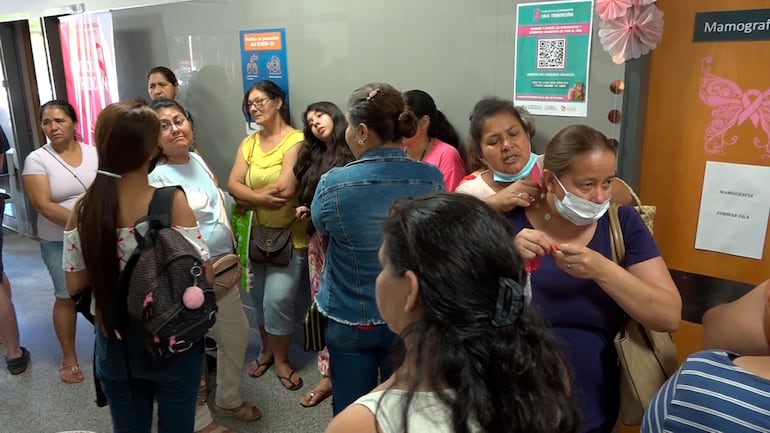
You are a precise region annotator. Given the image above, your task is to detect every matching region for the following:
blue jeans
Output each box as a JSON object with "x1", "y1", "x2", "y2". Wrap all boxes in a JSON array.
[
  {"x1": 40, "y1": 240, "x2": 67, "y2": 299},
  {"x1": 95, "y1": 328, "x2": 204, "y2": 433},
  {"x1": 250, "y1": 249, "x2": 308, "y2": 335},
  {"x1": 325, "y1": 319, "x2": 396, "y2": 415}
]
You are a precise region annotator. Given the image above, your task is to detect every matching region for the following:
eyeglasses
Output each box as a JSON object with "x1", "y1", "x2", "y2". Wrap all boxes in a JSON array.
[
  {"x1": 246, "y1": 97, "x2": 273, "y2": 109},
  {"x1": 160, "y1": 117, "x2": 187, "y2": 133}
]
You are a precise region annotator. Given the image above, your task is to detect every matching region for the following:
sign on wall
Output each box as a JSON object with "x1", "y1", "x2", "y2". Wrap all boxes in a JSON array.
[
  {"x1": 694, "y1": 9, "x2": 770, "y2": 42},
  {"x1": 59, "y1": 12, "x2": 119, "y2": 145},
  {"x1": 239, "y1": 28, "x2": 289, "y2": 98},
  {"x1": 513, "y1": 0, "x2": 594, "y2": 118},
  {"x1": 694, "y1": 161, "x2": 770, "y2": 260}
]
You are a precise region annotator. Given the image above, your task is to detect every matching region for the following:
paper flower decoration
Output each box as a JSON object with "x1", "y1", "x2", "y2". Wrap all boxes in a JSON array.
[
  {"x1": 599, "y1": 3, "x2": 664, "y2": 60},
  {"x1": 595, "y1": 0, "x2": 633, "y2": 21}
]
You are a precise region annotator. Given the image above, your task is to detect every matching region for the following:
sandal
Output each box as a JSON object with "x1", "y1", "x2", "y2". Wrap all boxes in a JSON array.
[
  {"x1": 213, "y1": 400, "x2": 262, "y2": 421},
  {"x1": 300, "y1": 387, "x2": 332, "y2": 408},
  {"x1": 277, "y1": 369, "x2": 303, "y2": 391},
  {"x1": 246, "y1": 356, "x2": 274, "y2": 378},
  {"x1": 6, "y1": 347, "x2": 30, "y2": 375},
  {"x1": 195, "y1": 421, "x2": 234, "y2": 433},
  {"x1": 59, "y1": 362, "x2": 84, "y2": 384}
]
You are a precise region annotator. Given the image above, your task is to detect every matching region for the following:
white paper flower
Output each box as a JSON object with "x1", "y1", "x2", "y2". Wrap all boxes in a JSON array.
[
  {"x1": 599, "y1": 3, "x2": 664, "y2": 60},
  {"x1": 595, "y1": 0, "x2": 633, "y2": 21}
]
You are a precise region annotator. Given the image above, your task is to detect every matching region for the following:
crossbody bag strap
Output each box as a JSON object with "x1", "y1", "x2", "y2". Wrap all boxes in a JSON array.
[
  {"x1": 608, "y1": 203, "x2": 625, "y2": 265},
  {"x1": 42, "y1": 145, "x2": 88, "y2": 191}
]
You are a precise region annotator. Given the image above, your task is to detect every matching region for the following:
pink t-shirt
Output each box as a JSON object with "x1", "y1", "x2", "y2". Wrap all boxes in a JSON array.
[{"x1": 422, "y1": 139, "x2": 467, "y2": 191}]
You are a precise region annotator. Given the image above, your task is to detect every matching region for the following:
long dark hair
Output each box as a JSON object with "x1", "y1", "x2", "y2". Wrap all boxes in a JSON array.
[
  {"x1": 294, "y1": 101, "x2": 354, "y2": 207},
  {"x1": 403, "y1": 90, "x2": 462, "y2": 151},
  {"x1": 241, "y1": 80, "x2": 291, "y2": 127},
  {"x1": 77, "y1": 100, "x2": 160, "y2": 334},
  {"x1": 382, "y1": 193, "x2": 578, "y2": 433}
]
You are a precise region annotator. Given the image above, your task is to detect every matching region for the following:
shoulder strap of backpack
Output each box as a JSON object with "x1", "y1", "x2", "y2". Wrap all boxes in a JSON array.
[{"x1": 147, "y1": 186, "x2": 179, "y2": 229}]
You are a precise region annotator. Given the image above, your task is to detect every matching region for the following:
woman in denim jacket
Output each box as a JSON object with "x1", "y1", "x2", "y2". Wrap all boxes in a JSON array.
[{"x1": 311, "y1": 83, "x2": 444, "y2": 414}]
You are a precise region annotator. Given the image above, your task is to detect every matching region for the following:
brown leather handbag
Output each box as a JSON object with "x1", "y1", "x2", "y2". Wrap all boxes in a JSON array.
[
  {"x1": 609, "y1": 203, "x2": 679, "y2": 426},
  {"x1": 211, "y1": 253, "x2": 241, "y2": 298},
  {"x1": 248, "y1": 222, "x2": 293, "y2": 266}
]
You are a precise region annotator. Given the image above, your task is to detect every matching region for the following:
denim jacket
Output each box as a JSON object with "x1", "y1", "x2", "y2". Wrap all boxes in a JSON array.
[{"x1": 311, "y1": 147, "x2": 444, "y2": 325}]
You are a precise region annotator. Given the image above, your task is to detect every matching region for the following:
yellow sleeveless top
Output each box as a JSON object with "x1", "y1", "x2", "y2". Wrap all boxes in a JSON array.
[{"x1": 241, "y1": 129, "x2": 309, "y2": 249}]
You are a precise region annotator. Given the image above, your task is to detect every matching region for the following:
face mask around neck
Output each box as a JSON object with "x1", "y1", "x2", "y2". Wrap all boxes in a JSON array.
[
  {"x1": 552, "y1": 175, "x2": 610, "y2": 226},
  {"x1": 491, "y1": 153, "x2": 538, "y2": 183}
]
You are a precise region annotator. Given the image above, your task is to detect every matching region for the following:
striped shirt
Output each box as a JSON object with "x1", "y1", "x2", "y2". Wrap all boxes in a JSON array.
[{"x1": 642, "y1": 350, "x2": 770, "y2": 433}]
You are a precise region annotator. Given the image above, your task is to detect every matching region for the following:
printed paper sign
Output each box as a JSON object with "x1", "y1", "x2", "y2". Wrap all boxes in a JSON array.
[
  {"x1": 513, "y1": 0, "x2": 594, "y2": 117},
  {"x1": 694, "y1": 161, "x2": 770, "y2": 259}
]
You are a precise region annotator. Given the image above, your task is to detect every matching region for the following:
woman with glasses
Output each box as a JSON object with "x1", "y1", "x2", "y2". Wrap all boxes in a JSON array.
[
  {"x1": 311, "y1": 82, "x2": 444, "y2": 415},
  {"x1": 149, "y1": 99, "x2": 260, "y2": 433},
  {"x1": 227, "y1": 80, "x2": 308, "y2": 391},
  {"x1": 22, "y1": 99, "x2": 98, "y2": 384}
]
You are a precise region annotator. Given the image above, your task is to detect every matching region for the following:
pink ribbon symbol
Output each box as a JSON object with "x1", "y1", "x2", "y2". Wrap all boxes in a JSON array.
[{"x1": 738, "y1": 90, "x2": 763, "y2": 127}]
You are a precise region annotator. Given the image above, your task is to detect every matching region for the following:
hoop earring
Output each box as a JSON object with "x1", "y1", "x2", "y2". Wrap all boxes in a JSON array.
[{"x1": 358, "y1": 138, "x2": 366, "y2": 145}]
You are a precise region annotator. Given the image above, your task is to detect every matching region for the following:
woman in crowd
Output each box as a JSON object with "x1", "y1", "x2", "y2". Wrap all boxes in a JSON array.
[
  {"x1": 22, "y1": 99, "x2": 98, "y2": 383},
  {"x1": 294, "y1": 101, "x2": 355, "y2": 408},
  {"x1": 311, "y1": 82, "x2": 444, "y2": 415},
  {"x1": 643, "y1": 280, "x2": 770, "y2": 432},
  {"x1": 401, "y1": 90, "x2": 466, "y2": 190},
  {"x1": 63, "y1": 100, "x2": 209, "y2": 432},
  {"x1": 227, "y1": 80, "x2": 308, "y2": 391},
  {"x1": 147, "y1": 66, "x2": 180, "y2": 101},
  {"x1": 455, "y1": 97, "x2": 542, "y2": 212},
  {"x1": 510, "y1": 124, "x2": 681, "y2": 433},
  {"x1": 149, "y1": 99, "x2": 260, "y2": 433},
  {"x1": 326, "y1": 193, "x2": 578, "y2": 433}
]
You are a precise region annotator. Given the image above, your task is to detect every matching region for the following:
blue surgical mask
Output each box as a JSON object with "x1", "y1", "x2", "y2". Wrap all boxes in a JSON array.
[
  {"x1": 491, "y1": 153, "x2": 538, "y2": 183},
  {"x1": 553, "y1": 175, "x2": 610, "y2": 226}
]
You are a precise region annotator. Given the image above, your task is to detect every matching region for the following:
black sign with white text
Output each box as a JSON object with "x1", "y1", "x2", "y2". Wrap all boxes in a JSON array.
[{"x1": 694, "y1": 8, "x2": 770, "y2": 42}]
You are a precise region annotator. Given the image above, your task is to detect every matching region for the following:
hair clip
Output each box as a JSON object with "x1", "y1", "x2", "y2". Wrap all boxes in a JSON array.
[
  {"x1": 492, "y1": 277, "x2": 525, "y2": 328},
  {"x1": 366, "y1": 88, "x2": 380, "y2": 101}
]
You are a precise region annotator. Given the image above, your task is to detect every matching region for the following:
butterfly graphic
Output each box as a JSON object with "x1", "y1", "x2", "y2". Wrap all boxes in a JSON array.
[{"x1": 699, "y1": 56, "x2": 770, "y2": 158}]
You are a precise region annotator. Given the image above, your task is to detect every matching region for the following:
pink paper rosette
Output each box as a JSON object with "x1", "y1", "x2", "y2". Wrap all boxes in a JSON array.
[
  {"x1": 598, "y1": 3, "x2": 664, "y2": 60},
  {"x1": 595, "y1": 0, "x2": 632, "y2": 21}
]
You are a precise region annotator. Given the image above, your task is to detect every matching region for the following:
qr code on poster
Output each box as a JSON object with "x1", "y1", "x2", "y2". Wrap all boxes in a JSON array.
[{"x1": 537, "y1": 38, "x2": 566, "y2": 69}]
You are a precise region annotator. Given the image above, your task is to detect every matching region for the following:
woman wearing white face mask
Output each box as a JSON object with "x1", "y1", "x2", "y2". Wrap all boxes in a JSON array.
[{"x1": 509, "y1": 125, "x2": 681, "y2": 433}]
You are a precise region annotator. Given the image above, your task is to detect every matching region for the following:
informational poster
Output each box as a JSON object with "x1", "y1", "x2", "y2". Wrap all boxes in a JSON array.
[
  {"x1": 513, "y1": 0, "x2": 594, "y2": 117},
  {"x1": 694, "y1": 161, "x2": 770, "y2": 259},
  {"x1": 59, "y1": 12, "x2": 119, "y2": 145},
  {"x1": 240, "y1": 28, "x2": 289, "y2": 97}
]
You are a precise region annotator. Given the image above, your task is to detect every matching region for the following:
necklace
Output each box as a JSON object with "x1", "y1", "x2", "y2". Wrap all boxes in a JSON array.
[{"x1": 418, "y1": 138, "x2": 432, "y2": 161}]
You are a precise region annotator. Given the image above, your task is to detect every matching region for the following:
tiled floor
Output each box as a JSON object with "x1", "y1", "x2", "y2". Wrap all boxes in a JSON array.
[{"x1": 0, "y1": 229, "x2": 331, "y2": 433}]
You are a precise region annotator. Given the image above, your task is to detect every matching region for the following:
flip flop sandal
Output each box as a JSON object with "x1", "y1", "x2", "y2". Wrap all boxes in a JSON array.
[
  {"x1": 277, "y1": 369, "x2": 303, "y2": 391},
  {"x1": 60, "y1": 362, "x2": 84, "y2": 384},
  {"x1": 6, "y1": 346, "x2": 30, "y2": 375},
  {"x1": 247, "y1": 357, "x2": 274, "y2": 378},
  {"x1": 213, "y1": 401, "x2": 262, "y2": 421},
  {"x1": 300, "y1": 387, "x2": 332, "y2": 408}
]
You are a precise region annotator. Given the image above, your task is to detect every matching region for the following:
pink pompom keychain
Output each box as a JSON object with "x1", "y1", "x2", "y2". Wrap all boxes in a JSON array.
[{"x1": 182, "y1": 285, "x2": 205, "y2": 309}]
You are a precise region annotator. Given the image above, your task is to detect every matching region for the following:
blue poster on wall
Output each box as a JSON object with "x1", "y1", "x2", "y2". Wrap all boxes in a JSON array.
[{"x1": 240, "y1": 28, "x2": 289, "y2": 99}]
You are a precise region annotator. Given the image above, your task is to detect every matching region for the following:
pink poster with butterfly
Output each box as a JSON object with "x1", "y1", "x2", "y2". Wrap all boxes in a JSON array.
[{"x1": 699, "y1": 56, "x2": 770, "y2": 158}]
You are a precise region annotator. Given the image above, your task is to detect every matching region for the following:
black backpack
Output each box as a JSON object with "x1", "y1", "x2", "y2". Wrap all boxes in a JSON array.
[{"x1": 114, "y1": 186, "x2": 217, "y2": 360}]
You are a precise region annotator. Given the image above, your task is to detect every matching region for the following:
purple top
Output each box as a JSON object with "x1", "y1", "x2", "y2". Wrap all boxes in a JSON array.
[{"x1": 507, "y1": 205, "x2": 660, "y2": 433}]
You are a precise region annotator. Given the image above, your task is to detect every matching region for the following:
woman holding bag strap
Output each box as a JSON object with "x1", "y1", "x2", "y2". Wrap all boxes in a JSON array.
[
  {"x1": 149, "y1": 99, "x2": 259, "y2": 433},
  {"x1": 509, "y1": 125, "x2": 681, "y2": 433},
  {"x1": 227, "y1": 80, "x2": 308, "y2": 391}
]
